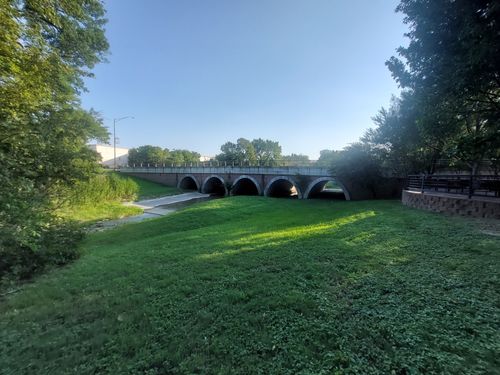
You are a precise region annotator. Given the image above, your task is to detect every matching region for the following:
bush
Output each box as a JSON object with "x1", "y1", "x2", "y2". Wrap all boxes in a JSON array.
[
  {"x1": 68, "y1": 172, "x2": 139, "y2": 205},
  {"x1": 0, "y1": 220, "x2": 84, "y2": 282},
  {"x1": 1, "y1": 173, "x2": 138, "y2": 283}
]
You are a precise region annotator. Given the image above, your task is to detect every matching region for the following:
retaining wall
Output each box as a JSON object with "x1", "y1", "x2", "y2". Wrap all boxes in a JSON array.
[{"x1": 402, "y1": 190, "x2": 500, "y2": 219}]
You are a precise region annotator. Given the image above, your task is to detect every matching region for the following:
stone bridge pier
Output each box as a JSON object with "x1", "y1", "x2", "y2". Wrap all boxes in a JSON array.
[{"x1": 119, "y1": 166, "x2": 364, "y2": 200}]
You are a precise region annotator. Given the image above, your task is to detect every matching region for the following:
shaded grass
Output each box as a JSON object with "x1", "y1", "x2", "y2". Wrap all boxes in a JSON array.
[
  {"x1": 1, "y1": 198, "x2": 499, "y2": 374},
  {"x1": 117, "y1": 173, "x2": 181, "y2": 199}
]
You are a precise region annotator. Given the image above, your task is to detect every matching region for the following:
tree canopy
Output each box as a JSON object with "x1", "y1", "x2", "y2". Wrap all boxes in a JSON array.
[
  {"x1": 215, "y1": 138, "x2": 282, "y2": 166},
  {"x1": 282, "y1": 153, "x2": 310, "y2": 166},
  {"x1": 128, "y1": 145, "x2": 200, "y2": 166},
  {"x1": 0, "y1": 0, "x2": 109, "y2": 278},
  {"x1": 381, "y1": 0, "x2": 500, "y2": 174},
  {"x1": 335, "y1": 0, "x2": 499, "y2": 179}
]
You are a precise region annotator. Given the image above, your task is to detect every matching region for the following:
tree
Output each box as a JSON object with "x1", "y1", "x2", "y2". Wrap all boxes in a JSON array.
[
  {"x1": 0, "y1": 0, "x2": 109, "y2": 278},
  {"x1": 216, "y1": 141, "x2": 242, "y2": 164},
  {"x1": 251, "y1": 138, "x2": 282, "y2": 166},
  {"x1": 333, "y1": 143, "x2": 385, "y2": 199},
  {"x1": 386, "y1": 0, "x2": 500, "y2": 173},
  {"x1": 365, "y1": 92, "x2": 449, "y2": 175},
  {"x1": 237, "y1": 138, "x2": 257, "y2": 165},
  {"x1": 282, "y1": 154, "x2": 310, "y2": 166},
  {"x1": 128, "y1": 146, "x2": 201, "y2": 166},
  {"x1": 128, "y1": 145, "x2": 169, "y2": 166},
  {"x1": 168, "y1": 149, "x2": 201, "y2": 165},
  {"x1": 215, "y1": 138, "x2": 282, "y2": 166},
  {"x1": 316, "y1": 150, "x2": 341, "y2": 168},
  {"x1": 216, "y1": 138, "x2": 257, "y2": 165}
]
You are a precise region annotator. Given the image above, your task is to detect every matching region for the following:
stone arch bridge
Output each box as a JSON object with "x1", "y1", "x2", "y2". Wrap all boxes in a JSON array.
[{"x1": 120, "y1": 166, "x2": 358, "y2": 200}]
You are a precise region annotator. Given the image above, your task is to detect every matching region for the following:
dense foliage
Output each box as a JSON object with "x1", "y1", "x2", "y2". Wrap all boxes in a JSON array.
[
  {"x1": 316, "y1": 149, "x2": 341, "y2": 168},
  {"x1": 333, "y1": 0, "x2": 499, "y2": 179},
  {"x1": 67, "y1": 173, "x2": 138, "y2": 206},
  {"x1": 59, "y1": 174, "x2": 181, "y2": 224},
  {"x1": 128, "y1": 145, "x2": 201, "y2": 166},
  {"x1": 0, "y1": 0, "x2": 109, "y2": 279},
  {"x1": 282, "y1": 153, "x2": 310, "y2": 166},
  {"x1": 1, "y1": 198, "x2": 498, "y2": 373},
  {"x1": 216, "y1": 138, "x2": 282, "y2": 166}
]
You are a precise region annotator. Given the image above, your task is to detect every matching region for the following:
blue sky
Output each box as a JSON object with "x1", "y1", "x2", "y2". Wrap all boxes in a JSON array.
[{"x1": 82, "y1": 0, "x2": 408, "y2": 159}]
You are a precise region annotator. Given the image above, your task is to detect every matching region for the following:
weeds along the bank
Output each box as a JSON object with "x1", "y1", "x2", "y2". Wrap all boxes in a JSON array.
[
  {"x1": 67, "y1": 172, "x2": 139, "y2": 206},
  {"x1": 1, "y1": 173, "x2": 140, "y2": 284}
]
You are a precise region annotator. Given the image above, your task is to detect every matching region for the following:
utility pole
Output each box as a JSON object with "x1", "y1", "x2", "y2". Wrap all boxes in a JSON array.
[{"x1": 112, "y1": 116, "x2": 134, "y2": 169}]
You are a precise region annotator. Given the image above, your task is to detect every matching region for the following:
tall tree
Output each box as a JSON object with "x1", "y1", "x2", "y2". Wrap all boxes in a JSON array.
[
  {"x1": 387, "y1": 0, "x2": 500, "y2": 172},
  {"x1": 216, "y1": 138, "x2": 255, "y2": 165},
  {"x1": 251, "y1": 138, "x2": 282, "y2": 166},
  {"x1": 216, "y1": 138, "x2": 282, "y2": 166},
  {"x1": 283, "y1": 153, "x2": 310, "y2": 166},
  {"x1": 128, "y1": 145, "x2": 169, "y2": 166},
  {"x1": 168, "y1": 149, "x2": 201, "y2": 165},
  {"x1": 332, "y1": 143, "x2": 385, "y2": 199},
  {"x1": 316, "y1": 149, "x2": 341, "y2": 168},
  {"x1": 0, "y1": 0, "x2": 109, "y2": 277}
]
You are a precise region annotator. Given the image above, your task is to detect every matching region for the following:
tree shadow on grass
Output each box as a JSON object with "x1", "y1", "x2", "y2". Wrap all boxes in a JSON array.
[{"x1": 1, "y1": 198, "x2": 499, "y2": 374}]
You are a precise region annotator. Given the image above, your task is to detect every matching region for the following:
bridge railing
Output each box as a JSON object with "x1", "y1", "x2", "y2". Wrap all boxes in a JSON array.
[
  {"x1": 406, "y1": 174, "x2": 500, "y2": 198},
  {"x1": 118, "y1": 165, "x2": 332, "y2": 177}
]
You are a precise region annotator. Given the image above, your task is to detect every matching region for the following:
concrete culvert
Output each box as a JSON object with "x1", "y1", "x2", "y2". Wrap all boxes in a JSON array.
[
  {"x1": 305, "y1": 178, "x2": 350, "y2": 200},
  {"x1": 265, "y1": 178, "x2": 301, "y2": 199},
  {"x1": 231, "y1": 177, "x2": 260, "y2": 196},
  {"x1": 202, "y1": 176, "x2": 226, "y2": 196},
  {"x1": 179, "y1": 176, "x2": 198, "y2": 191}
]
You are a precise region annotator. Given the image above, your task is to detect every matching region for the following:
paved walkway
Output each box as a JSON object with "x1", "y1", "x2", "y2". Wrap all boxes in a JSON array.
[
  {"x1": 125, "y1": 192, "x2": 210, "y2": 215},
  {"x1": 90, "y1": 192, "x2": 211, "y2": 232},
  {"x1": 128, "y1": 192, "x2": 211, "y2": 209}
]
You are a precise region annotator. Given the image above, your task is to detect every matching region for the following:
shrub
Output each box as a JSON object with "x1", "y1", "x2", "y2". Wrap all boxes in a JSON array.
[
  {"x1": 68, "y1": 173, "x2": 139, "y2": 205},
  {"x1": 1, "y1": 219, "x2": 84, "y2": 282},
  {"x1": 1, "y1": 173, "x2": 138, "y2": 283}
]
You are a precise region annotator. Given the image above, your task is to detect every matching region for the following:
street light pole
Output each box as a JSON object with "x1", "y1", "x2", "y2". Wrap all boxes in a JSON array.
[
  {"x1": 113, "y1": 118, "x2": 116, "y2": 170},
  {"x1": 113, "y1": 116, "x2": 134, "y2": 170}
]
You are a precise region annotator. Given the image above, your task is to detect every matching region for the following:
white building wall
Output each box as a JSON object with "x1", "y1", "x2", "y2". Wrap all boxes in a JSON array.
[{"x1": 88, "y1": 144, "x2": 129, "y2": 167}]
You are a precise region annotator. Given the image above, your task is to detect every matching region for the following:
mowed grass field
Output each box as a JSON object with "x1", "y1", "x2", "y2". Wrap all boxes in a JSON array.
[{"x1": 1, "y1": 197, "x2": 499, "y2": 374}]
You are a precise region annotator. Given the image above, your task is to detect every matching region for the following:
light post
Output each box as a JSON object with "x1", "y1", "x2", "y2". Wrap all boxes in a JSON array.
[{"x1": 113, "y1": 116, "x2": 134, "y2": 169}]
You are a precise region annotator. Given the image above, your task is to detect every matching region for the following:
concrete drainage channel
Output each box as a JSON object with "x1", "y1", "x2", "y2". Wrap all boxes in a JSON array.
[{"x1": 90, "y1": 192, "x2": 211, "y2": 232}]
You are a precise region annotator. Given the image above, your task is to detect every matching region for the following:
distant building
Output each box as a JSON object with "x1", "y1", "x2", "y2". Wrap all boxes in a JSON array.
[
  {"x1": 199, "y1": 155, "x2": 214, "y2": 162},
  {"x1": 88, "y1": 144, "x2": 129, "y2": 168}
]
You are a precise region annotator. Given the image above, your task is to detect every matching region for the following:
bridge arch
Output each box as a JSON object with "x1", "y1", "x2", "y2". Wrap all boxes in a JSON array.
[
  {"x1": 231, "y1": 175, "x2": 262, "y2": 196},
  {"x1": 304, "y1": 177, "x2": 351, "y2": 200},
  {"x1": 177, "y1": 174, "x2": 200, "y2": 191},
  {"x1": 264, "y1": 176, "x2": 303, "y2": 199},
  {"x1": 201, "y1": 175, "x2": 228, "y2": 196}
]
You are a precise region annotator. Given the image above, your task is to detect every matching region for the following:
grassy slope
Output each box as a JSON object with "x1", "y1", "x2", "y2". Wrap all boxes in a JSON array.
[
  {"x1": 1, "y1": 198, "x2": 498, "y2": 374},
  {"x1": 59, "y1": 201, "x2": 143, "y2": 223},
  {"x1": 60, "y1": 173, "x2": 180, "y2": 224},
  {"x1": 119, "y1": 173, "x2": 181, "y2": 200}
]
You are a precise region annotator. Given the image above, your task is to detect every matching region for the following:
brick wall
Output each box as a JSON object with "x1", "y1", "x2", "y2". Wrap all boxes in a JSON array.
[{"x1": 402, "y1": 190, "x2": 500, "y2": 219}]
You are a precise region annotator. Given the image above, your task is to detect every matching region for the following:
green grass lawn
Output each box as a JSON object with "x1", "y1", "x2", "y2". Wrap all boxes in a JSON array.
[
  {"x1": 1, "y1": 198, "x2": 499, "y2": 374},
  {"x1": 59, "y1": 201, "x2": 143, "y2": 224},
  {"x1": 118, "y1": 173, "x2": 181, "y2": 200}
]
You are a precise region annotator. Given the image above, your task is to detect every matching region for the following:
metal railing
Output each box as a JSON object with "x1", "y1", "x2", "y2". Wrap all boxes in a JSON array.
[
  {"x1": 125, "y1": 160, "x2": 322, "y2": 168},
  {"x1": 118, "y1": 165, "x2": 332, "y2": 177},
  {"x1": 406, "y1": 174, "x2": 500, "y2": 198}
]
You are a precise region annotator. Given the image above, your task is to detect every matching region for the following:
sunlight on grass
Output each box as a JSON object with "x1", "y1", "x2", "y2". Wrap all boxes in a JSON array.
[
  {"x1": 59, "y1": 201, "x2": 142, "y2": 224},
  {"x1": 197, "y1": 211, "x2": 376, "y2": 260},
  {"x1": 2, "y1": 198, "x2": 499, "y2": 374}
]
